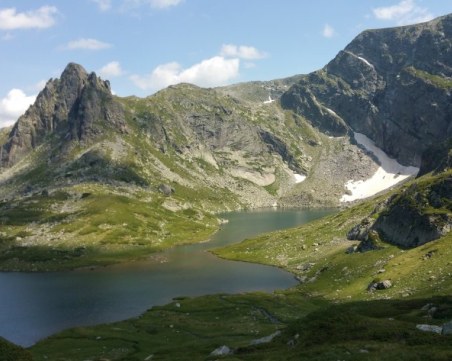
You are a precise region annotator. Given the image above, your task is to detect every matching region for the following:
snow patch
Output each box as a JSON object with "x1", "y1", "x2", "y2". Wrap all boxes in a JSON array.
[
  {"x1": 345, "y1": 50, "x2": 375, "y2": 70},
  {"x1": 263, "y1": 95, "x2": 275, "y2": 104},
  {"x1": 294, "y1": 173, "x2": 306, "y2": 183},
  {"x1": 340, "y1": 133, "x2": 419, "y2": 202},
  {"x1": 325, "y1": 107, "x2": 338, "y2": 117},
  {"x1": 357, "y1": 56, "x2": 374, "y2": 69}
]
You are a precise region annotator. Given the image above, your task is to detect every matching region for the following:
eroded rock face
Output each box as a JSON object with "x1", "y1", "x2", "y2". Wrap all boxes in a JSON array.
[
  {"x1": 282, "y1": 14, "x2": 452, "y2": 166},
  {"x1": 372, "y1": 193, "x2": 451, "y2": 248},
  {"x1": 348, "y1": 174, "x2": 452, "y2": 249},
  {"x1": 418, "y1": 139, "x2": 452, "y2": 176},
  {"x1": 0, "y1": 63, "x2": 126, "y2": 167}
]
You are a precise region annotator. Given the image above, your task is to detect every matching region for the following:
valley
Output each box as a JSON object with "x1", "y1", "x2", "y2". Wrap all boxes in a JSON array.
[{"x1": 0, "y1": 12, "x2": 451, "y2": 361}]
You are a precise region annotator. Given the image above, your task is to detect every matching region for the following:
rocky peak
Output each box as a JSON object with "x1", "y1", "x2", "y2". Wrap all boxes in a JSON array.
[
  {"x1": 0, "y1": 63, "x2": 125, "y2": 167},
  {"x1": 282, "y1": 14, "x2": 452, "y2": 166}
]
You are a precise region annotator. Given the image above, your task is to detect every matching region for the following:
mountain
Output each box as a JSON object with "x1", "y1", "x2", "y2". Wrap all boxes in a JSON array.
[
  {"x1": 282, "y1": 14, "x2": 452, "y2": 166},
  {"x1": 0, "y1": 63, "x2": 344, "y2": 270},
  {"x1": 0, "y1": 15, "x2": 451, "y2": 271},
  {"x1": 2, "y1": 13, "x2": 452, "y2": 361},
  {"x1": 1, "y1": 63, "x2": 126, "y2": 167}
]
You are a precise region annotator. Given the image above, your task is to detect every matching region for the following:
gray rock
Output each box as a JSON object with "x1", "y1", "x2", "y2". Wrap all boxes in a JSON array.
[
  {"x1": 250, "y1": 330, "x2": 281, "y2": 345},
  {"x1": 297, "y1": 262, "x2": 315, "y2": 272},
  {"x1": 421, "y1": 303, "x2": 435, "y2": 311},
  {"x1": 158, "y1": 184, "x2": 175, "y2": 196},
  {"x1": 416, "y1": 324, "x2": 443, "y2": 334},
  {"x1": 347, "y1": 218, "x2": 374, "y2": 241},
  {"x1": 441, "y1": 321, "x2": 452, "y2": 335},
  {"x1": 210, "y1": 345, "x2": 232, "y2": 356},
  {"x1": 367, "y1": 279, "x2": 392, "y2": 292}
]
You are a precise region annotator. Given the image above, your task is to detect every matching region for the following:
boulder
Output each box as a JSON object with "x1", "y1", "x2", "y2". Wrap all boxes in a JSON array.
[
  {"x1": 158, "y1": 184, "x2": 175, "y2": 197},
  {"x1": 250, "y1": 330, "x2": 281, "y2": 345},
  {"x1": 367, "y1": 279, "x2": 392, "y2": 292},
  {"x1": 210, "y1": 345, "x2": 232, "y2": 356},
  {"x1": 416, "y1": 324, "x2": 442, "y2": 334}
]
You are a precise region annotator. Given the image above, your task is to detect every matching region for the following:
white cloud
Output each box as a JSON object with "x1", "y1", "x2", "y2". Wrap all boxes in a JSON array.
[
  {"x1": 372, "y1": 0, "x2": 433, "y2": 25},
  {"x1": 220, "y1": 44, "x2": 267, "y2": 60},
  {"x1": 99, "y1": 61, "x2": 123, "y2": 77},
  {"x1": 130, "y1": 56, "x2": 240, "y2": 91},
  {"x1": 91, "y1": 0, "x2": 112, "y2": 11},
  {"x1": 0, "y1": 89, "x2": 36, "y2": 128},
  {"x1": 121, "y1": 0, "x2": 183, "y2": 10},
  {"x1": 322, "y1": 24, "x2": 335, "y2": 38},
  {"x1": 0, "y1": 6, "x2": 58, "y2": 30},
  {"x1": 149, "y1": 0, "x2": 183, "y2": 9},
  {"x1": 64, "y1": 38, "x2": 112, "y2": 50}
]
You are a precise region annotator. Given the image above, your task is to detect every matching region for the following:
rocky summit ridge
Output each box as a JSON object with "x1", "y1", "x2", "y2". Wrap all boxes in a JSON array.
[
  {"x1": 1, "y1": 63, "x2": 126, "y2": 167},
  {"x1": 282, "y1": 13, "x2": 452, "y2": 166}
]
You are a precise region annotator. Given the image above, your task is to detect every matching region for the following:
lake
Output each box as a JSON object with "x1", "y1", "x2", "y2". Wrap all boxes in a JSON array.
[{"x1": 0, "y1": 208, "x2": 333, "y2": 347}]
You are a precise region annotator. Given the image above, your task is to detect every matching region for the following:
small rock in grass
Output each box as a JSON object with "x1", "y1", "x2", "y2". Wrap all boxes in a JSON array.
[
  {"x1": 441, "y1": 321, "x2": 452, "y2": 335},
  {"x1": 250, "y1": 330, "x2": 281, "y2": 345},
  {"x1": 367, "y1": 279, "x2": 392, "y2": 292},
  {"x1": 210, "y1": 345, "x2": 232, "y2": 356},
  {"x1": 416, "y1": 324, "x2": 442, "y2": 334}
]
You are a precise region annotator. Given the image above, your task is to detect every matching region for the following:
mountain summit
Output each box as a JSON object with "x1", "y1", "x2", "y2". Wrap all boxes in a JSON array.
[
  {"x1": 282, "y1": 13, "x2": 452, "y2": 166},
  {"x1": 1, "y1": 63, "x2": 126, "y2": 167}
]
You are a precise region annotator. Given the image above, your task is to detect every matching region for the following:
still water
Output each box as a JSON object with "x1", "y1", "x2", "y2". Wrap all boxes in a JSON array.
[{"x1": 0, "y1": 208, "x2": 332, "y2": 347}]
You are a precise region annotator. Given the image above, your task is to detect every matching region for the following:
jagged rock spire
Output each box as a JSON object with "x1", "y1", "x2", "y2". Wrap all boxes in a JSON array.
[{"x1": 0, "y1": 63, "x2": 125, "y2": 167}]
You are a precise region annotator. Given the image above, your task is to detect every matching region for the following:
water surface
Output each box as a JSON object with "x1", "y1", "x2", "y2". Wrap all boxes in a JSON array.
[{"x1": 0, "y1": 208, "x2": 333, "y2": 346}]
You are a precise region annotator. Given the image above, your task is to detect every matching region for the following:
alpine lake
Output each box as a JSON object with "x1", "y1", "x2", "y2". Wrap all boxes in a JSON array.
[{"x1": 0, "y1": 208, "x2": 334, "y2": 347}]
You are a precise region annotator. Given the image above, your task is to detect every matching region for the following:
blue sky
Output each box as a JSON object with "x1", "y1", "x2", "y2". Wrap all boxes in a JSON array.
[{"x1": 0, "y1": 0, "x2": 451, "y2": 127}]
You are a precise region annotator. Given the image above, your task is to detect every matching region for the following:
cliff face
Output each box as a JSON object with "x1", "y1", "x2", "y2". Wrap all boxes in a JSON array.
[
  {"x1": 282, "y1": 14, "x2": 452, "y2": 166},
  {"x1": 0, "y1": 63, "x2": 125, "y2": 167}
]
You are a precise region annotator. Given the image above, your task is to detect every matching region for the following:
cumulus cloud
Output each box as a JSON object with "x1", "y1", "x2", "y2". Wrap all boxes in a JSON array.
[
  {"x1": 64, "y1": 38, "x2": 112, "y2": 50},
  {"x1": 220, "y1": 44, "x2": 267, "y2": 60},
  {"x1": 322, "y1": 24, "x2": 335, "y2": 38},
  {"x1": 99, "y1": 61, "x2": 124, "y2": 78},
  {"x1": 130, "y1": 56, "x2": 240, "y2": 91},
  {"x1": 0, "y1": 89, "x2": 36, "y2": 128},
  {"x1": 91, "y1": 0, "x2": 112, "y2": 11},
  {"x1": 372, "y1": 0, "x2": 433, "y2": 25},
  {"x1": 0, "y1": 6, "x2": 58, "y2": 30}
]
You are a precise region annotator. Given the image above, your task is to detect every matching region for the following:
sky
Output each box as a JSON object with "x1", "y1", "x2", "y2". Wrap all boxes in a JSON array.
[{"x1": 0, "y1": 0, "x2": 451, "y2": 128}]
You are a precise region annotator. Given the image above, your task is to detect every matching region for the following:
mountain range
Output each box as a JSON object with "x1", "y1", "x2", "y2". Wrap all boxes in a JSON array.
[{"x1": 0, "y1": 14, "x2": 450, "y2": 272}]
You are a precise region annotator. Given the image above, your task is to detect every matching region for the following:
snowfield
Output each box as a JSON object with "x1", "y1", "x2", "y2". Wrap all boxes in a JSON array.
[
  {"x1": 294, "y1": 173, "x2": 306, "y2": 183},
  {"x1": 340, "y1": 133, "x2": 419, "y2": 202}
]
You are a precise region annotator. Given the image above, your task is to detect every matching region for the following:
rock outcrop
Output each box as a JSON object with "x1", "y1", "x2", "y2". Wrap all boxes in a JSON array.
[
  {"x1": 0, "y1": 63, "x2": 126, "y2": 167},
  {"x1": 418, "y1": 139, "x2": 452, "y2": 176},
  {"x1": 281, "y1": 14, "x2": 452, "y2": 166},
  {"x1": 348, "y1": 172, "x2": 452, "y2": 249}
]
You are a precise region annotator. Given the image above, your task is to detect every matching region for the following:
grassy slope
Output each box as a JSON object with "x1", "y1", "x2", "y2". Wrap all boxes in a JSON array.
[
  {"x1": 0, "y1": 185, "x2": 219, "y2": 271},
  {"x1": 216, "y1": 171, "x2": 452, "y2": 301},
  {"x1": 29, "y1": 170, "x2": 452, "y2": 360}
]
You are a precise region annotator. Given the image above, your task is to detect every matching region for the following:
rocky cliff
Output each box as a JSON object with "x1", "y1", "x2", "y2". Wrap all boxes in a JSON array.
[
  {"x1": 282, "y1": 14, "x2": 452, "y2": 166},
  {"x1": 0, "y1": 63, "x2": 126, "y2": 167}
]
